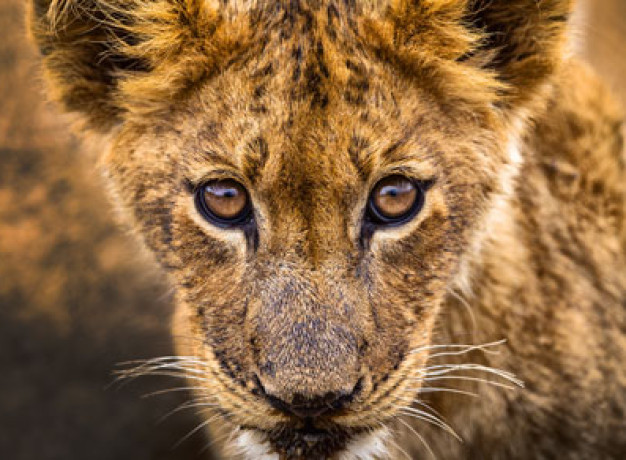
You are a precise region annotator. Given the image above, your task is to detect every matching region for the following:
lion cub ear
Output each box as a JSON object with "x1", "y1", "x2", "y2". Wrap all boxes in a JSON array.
[
  {"x1": 367, "y1": 0, "x2": 575, "y2": 110},
  {"x1": 464, "y1": 0, "x2": 575, "y2": 107},
  {"x1": 27, "y1": 0, "x2": 241, "y2": 132}
]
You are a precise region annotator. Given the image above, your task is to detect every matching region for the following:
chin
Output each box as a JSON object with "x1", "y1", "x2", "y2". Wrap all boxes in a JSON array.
[{"x1": 230, "y1": 426, "x2": 392, "y2": 460}]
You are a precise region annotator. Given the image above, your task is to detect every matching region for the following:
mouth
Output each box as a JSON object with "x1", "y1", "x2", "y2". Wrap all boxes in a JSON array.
[
  {"x1": 269, "y1": 421, "x2": 358, "y2": 459},
  {"x1": 234, "y1": 422, "x2": 391, "y2": 460}
]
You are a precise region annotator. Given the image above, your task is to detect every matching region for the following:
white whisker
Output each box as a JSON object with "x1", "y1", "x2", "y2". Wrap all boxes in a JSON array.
[
  {"x1": 386, "y1": 433, "x2": 412, "y2": 460},
  {"x1": 411, "y1": 340, "x2": 507, "y2": 358},
  {"x1": 393, "y1": 405, "x2": 462, "y2": 441},
  {"x1": 173, "y1": 411, "x2": 224, "y2": 449},
  {"x1": 199, "y1": 418, "x2": 236, "y2": 455},
  {"x1": 397, "y1": 417, "x2": 437, "y2": 460},
  {"x1": 446, "y1": 288, "x2": 478, "y2": 337},
  {"x1": 117, "y1": 356, "x2": 207, "y2": 366},
  {"x1": 396, "y1": 396, "x2": 446, "y2": 420},
  {"x1": 142, "y1": 386, "x2": 210, "y2": 398},
  {"x1": 158, "y1": 399, "x2": 219, "y2": 424},
  {"x1": 416, "y1": 364, "x2": 523, "y2": 387},
  {"x1": 422, "y1": 375, "x2": 516, "y2": 390},
  {"x1": 117, "y1": 361, "x2": 207, "y2": 376},
  {"x1": 408, "y1": 386, "x2": 480, "y2": 398},
  {"x1": 116, "y1": 371, "x2": 211, "y2": 384}
]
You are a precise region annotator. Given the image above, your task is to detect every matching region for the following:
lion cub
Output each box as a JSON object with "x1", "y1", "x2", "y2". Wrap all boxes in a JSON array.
[{"x1": 29, "y1": 0, "x2": 625, "y2": 458}]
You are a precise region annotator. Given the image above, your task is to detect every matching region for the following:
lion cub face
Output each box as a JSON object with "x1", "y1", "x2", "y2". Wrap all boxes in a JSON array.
[
  {"x1": 105, "y1": 25, "x2": 510, "y2": 459},
  {"x1": 30, "y1": 0, "x2": 572, "y2": 457}
]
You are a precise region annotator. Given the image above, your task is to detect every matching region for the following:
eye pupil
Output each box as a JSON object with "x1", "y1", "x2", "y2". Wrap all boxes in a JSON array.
[
  {"x1": 386, "y1": 188, "x2": 399, "y2": 197},
  {"x1": 368, "y1": 175, "x2": 424, "y2": 224},
  {"x1": 196, "y1": 179, "x2": 251, "y2": 226}
]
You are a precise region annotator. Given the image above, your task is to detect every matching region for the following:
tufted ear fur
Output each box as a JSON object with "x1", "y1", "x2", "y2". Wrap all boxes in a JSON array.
[
  {"x1": 465, "y1": 0, "x2": 575, "y2": 108},
  {"x1": 27, "y1": 0, "x2": 250, "y2": 132},
  {"x1": 363, "y1": 0, "x2": 575, "y2": 112}
]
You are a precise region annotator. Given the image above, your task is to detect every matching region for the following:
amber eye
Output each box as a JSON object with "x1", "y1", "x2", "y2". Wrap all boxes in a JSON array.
[
  {"x1": 367, "y1": 175, "x2": 424, "y2": 225},
  {"x1": 195, "y1": 179, "x2": 252, "y2": 227}
]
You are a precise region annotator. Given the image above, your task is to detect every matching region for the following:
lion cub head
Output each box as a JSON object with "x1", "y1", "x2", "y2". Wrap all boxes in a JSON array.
[{"x1": 29, "y1": 0, "x2": 573, "y2": 458}]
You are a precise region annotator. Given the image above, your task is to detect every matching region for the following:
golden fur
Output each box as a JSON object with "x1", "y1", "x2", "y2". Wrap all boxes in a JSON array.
[{"x1": 28, "y1": 0, "x2": 625, "y2": 458}]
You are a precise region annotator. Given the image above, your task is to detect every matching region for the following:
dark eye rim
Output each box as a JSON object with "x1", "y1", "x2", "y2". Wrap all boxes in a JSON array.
[
  {"x1": 194, "y1": 179, "x2": 254, "y2": 228},
  {"x1": 365, "y1": 175, "x2": 428, "y2": 227}
]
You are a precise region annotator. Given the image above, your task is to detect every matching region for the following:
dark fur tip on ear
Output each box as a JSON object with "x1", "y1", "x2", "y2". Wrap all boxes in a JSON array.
[
  {"x1": 27, "y1": 0, "x2": 150, "y2": 132},
  {"x1": 364, "y1": 0, "x2": 575, "y2": 113},
  {"x1": 464, "y1": 0, "x2": 576, "y2": 108},
  {"x1": 27, "y1": 0, "x2": 245, "y2": 133}
]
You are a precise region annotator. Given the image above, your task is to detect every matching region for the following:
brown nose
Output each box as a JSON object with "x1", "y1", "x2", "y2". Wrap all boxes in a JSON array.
[
  {"x1": 252, "y1": 276, "x2": 365, "y2": 413},
  {"x1": 253, "y1": 320, "x2": 362, "y2": 409},
  {"x1": 258, "y1": 376, "x2": 363, "y2": 419}
]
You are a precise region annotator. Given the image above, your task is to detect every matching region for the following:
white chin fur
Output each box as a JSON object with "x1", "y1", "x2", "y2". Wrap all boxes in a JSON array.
[
  {"x1": 230, "y1": 427, "x2": 392, "y2": 460},
  {"x1": 231, "y1": 429, "x2": 279, "y2": 460},
  {"x1": 335, "y1": 428, "x2": 392, "y2": 460}
]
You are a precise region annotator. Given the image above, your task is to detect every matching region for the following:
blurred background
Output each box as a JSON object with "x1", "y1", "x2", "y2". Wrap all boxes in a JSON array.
[{"x1": 0, "y1": 1, "x2": 624, "y2": 459}]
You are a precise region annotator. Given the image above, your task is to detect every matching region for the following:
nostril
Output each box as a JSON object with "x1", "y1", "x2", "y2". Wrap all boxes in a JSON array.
[{"x1": 255, "y1": 375, "x2": 364, "y2": 419}]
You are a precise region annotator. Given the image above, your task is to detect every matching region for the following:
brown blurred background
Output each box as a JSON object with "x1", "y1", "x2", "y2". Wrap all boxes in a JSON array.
[{"x1": 0, "y1": 1, "x2": 624, "y2": 459}]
